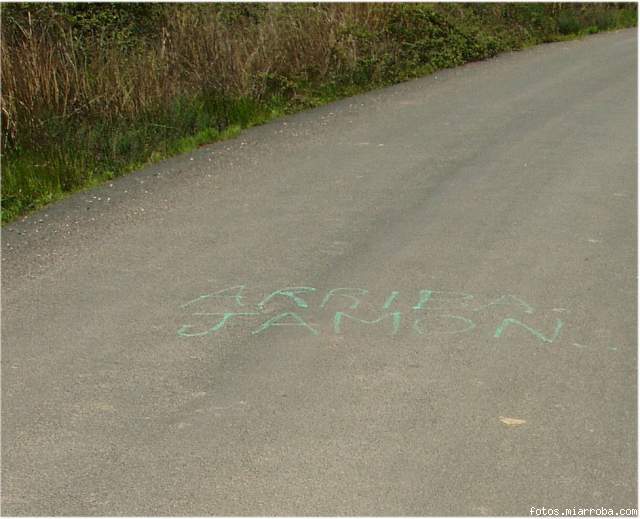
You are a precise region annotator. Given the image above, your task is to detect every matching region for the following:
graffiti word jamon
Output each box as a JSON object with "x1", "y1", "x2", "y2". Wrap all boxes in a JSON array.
[{"x1": 176, "y1": 285, "x2": 566, "y2": 344}]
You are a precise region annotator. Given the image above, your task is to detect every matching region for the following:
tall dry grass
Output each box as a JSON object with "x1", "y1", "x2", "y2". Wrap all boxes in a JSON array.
[
  {"x1": 1, "y1": 3, "x2": 636, "y2": 221},
  {"x1": 2, "y1": 4, "x2": 393, "y2": 147}
]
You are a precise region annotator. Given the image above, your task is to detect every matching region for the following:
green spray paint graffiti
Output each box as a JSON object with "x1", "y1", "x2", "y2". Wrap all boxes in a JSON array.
[
  {"x1": 493, "y1": 317, "x2": 563, "y2": 343},
  {"x1": 252, "y1": 311, "x2": 319, "y2": 336},
  {"x1": 170, "y1": 284, "x2": 621, "y2": 353},
  {"x1": 333, "y1": 311, "x2": 402, "y2": 335}
]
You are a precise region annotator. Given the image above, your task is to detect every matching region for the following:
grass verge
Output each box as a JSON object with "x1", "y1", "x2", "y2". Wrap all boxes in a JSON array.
[{"x1": 1, "y1": 3, "x2": 637, "y2": 223}]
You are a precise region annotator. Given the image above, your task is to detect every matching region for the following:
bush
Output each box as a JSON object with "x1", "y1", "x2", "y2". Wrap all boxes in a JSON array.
[{"x1": 1, "y1": 3, "x2": 637, "y2": 222}]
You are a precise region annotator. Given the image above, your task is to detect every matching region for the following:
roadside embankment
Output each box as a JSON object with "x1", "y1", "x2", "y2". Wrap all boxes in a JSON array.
[{"x1": 1, "y1": 3, "x2": 636, "y2": 222}]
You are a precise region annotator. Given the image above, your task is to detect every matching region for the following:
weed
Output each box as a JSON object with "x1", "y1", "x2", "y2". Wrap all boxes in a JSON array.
[{"x1": 1, "y1": 3, "x2": 637, "y2": 222}]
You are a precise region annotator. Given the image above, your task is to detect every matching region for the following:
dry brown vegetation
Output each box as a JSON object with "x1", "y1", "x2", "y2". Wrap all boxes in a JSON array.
[
  {"x1": 1, "y1": 3, "x2": 636, "y2": 222},
  {"x1": 3, "y1": 5, "x2": 392, "y2": 143}
]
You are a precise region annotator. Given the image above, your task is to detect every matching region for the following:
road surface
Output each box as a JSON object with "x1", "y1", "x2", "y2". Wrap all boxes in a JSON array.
[{"x1": 2, "y1": 29, "x2": 637, "y2": 515}]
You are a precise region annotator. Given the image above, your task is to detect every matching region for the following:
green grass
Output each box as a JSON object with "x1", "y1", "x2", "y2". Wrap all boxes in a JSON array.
[
  {"x1": 1, "y1": 96, "x2": 283, "y2": 222},
  {"x1": 1, "y1": 77, "x2": 358, "y2": 222}
]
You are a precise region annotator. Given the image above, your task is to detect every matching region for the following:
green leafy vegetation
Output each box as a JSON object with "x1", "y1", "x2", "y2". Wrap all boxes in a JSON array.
[{"x1": 1, "y1": 3, "x2": 636, "y2": 222}]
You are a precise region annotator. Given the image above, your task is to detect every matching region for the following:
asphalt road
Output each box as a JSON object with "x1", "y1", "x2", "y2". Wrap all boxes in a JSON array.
[{"x1": 2, "y1": 29, "x2": 637, "y2": 516}]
